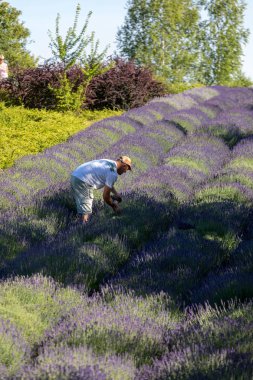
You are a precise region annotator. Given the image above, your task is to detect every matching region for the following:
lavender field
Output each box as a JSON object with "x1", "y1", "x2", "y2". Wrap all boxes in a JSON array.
[{"x1": 1, "y1": 86, "x2": 253, "y2": 379}]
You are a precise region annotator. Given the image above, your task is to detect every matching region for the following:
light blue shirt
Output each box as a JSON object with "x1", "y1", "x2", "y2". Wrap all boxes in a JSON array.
[{"x1": 72, "y1": 159, "x2": 118, "y2": 189}]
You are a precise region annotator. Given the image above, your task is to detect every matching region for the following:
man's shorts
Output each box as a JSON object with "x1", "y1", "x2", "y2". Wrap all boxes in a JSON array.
[{"x1": 70, "y1": 175, "x2": 94, "y2": 215}]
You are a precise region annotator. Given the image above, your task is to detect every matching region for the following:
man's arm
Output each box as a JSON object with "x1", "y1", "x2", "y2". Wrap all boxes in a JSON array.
[
  {"x1": 111, "y1": 186, "x2": 122, "y2": 202},
  {"x1": 103, "y1": 185, "x2": 121, "y2": 212}
]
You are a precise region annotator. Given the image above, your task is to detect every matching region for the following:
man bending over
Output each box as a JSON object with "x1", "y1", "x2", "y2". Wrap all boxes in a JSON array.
[{"x1": 71, "y1": 156, "x2": 132, "y2": 224}]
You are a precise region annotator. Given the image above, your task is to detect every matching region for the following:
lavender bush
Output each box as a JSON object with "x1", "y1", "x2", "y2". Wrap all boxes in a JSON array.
[
  {"x1": 0, "y1": 318, "x2": 29, "y2": 376},
  {"x1": 136, "y1": 300, "x2": 253, "y2": 379},
  {"x1": 19, "y1": 346, "x2": 136, "y2": 380},
  {"x1": 1, "y1": 86, "x2": 253, "y2": 378}
]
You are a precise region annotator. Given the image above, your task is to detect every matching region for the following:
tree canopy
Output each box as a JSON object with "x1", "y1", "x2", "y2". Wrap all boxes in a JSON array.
[
  {"x1": 0, "y1": 1, "x2": 37, "y2": 69},
  {"x1": 117, "y1": 0, "x2": 250, "y2": 85},
  {"x1": 117, "y1": 0, "x2": 200, "y2": 83},
  {"x1": 197, "y1": 0, "x2": 249, "y2": 85}
]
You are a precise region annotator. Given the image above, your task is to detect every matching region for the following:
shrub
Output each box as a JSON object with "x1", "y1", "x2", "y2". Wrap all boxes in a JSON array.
[
  {"x1": 222, "y1": 73, "x2": 253, "y2": 88},
  {"x1": 0, "y1": 106, "x2": 122, "y2": 169},
  {"x1": 162, "y1": 81, "x2": 204, "y2": 94},
  {"x1": 0, "y1": 64, "x2": 59, "y2": 108},
  {"x1": 86, "y1": 58, "x2": 166, "y2": 110},
  {"x1": 48, "y1": 71, "x2": 85, "y2": 112},
  {"x1": 0, "y1": 63, "x2": 86, "y2": 110},
  {"x1": 0, "y1": 59, "x2": 165, "y2": 111}
]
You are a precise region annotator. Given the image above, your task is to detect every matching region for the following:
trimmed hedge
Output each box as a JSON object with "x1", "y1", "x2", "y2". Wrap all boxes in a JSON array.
[{"x1": 0, "y1": 106, "x2": 122, "y2": 169}]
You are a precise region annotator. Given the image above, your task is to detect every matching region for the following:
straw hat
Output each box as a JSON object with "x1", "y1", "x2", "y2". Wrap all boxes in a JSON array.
[
  {"x1": 0, "y1": 55, "x2": 4, "y2": 59},
  {"x1": 119, "y1": 155, "x2": 132, "y2": 170}
]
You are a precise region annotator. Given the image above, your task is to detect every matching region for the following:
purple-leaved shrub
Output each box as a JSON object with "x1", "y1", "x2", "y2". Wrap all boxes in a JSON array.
[
  {"x1": 86, "y1": 58, "x2": 166, "y2": 110},
  {"x1": 0, "y1": 59, "x2": 165, "y2": 111}
]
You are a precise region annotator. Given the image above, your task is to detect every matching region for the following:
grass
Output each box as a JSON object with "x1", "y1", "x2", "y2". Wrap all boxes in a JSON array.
[{"x1": 0, "y1": 105, "x2": 123, "y2": 169}]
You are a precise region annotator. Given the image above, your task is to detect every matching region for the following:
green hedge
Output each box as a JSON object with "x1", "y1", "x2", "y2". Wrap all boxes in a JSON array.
[{"x1": 0, "y1": 104, "x2": 122, "y2": 169}]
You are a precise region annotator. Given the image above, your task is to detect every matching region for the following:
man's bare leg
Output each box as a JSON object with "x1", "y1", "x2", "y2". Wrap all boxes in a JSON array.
[{"x1": 81, "y1": 214, "x2": 89, "y2": 223}]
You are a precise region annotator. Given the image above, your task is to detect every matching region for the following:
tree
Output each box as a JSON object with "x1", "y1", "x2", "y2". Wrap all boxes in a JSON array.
[
  {"x1": 48, "y1": 3, "x2": 109, "y2": 71},
  {"x1": 48, "y1": 3, "x2": 111, "y2": 111},
  {"x1": 117, "y1": 0, "x2": 249, "y2": 86},
  {"x1": 116, "y1": 0, "x2": 200, "y2": 83},
  {"x1": 0, "y1": 1, "x2": 37, "y2": 69},
  {"x1": 197, "y1": 0, "x2": 249, "y2": 85}
]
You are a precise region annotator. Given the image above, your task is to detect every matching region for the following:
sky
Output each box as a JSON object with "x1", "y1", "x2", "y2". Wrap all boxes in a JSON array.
[{"x1": 7, "y1": 0, "x2": 253, "y2": 80}]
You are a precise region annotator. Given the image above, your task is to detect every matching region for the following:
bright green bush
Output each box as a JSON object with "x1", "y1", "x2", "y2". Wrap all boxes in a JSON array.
[
  {"x1": 222, "y1": 73, "x2": 253, "y2": 88},
  {"x1": 0, "y1": 105, "x2": 122, "y2": 169},
  {"x1": 48, "y1": 72, "x2": 85, "y2": 112},
  {"x1": 153, "y1": 79, "x2": 204, "y2": 94}
]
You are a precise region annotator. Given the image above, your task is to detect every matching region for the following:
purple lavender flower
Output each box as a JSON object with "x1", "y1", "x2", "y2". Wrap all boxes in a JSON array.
[{"x1": 0, "y1": 317, "x2": 29, "y2": 376}]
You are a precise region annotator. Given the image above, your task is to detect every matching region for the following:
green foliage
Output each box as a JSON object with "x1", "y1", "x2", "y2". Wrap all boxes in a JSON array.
[
  {"x1": 222, "y1": 72, "x2": 253, "y2": 87},
  {"x1": 0, "y1": 276, "x2": 84, "y2": 375},
  {"x1": 0, "y1": 105, "x2": 122, "y2": 169},
  {"x1": 165, "y1": 156, "x2": 209, "y2": 173},
  {"x1": 196, "y1": 220, "x2": 240, "y2": 253},
  {"x1": 0, "y1": 274, "x2": 83, "y2": 374},
  {"x1": 48, "y1": 3, "x2": 110, "y2": 111},
  {"x1": 49, "y1": 62, "x2": 114, "y2": 112},
  {"x1": 48, "y1": 3, "x2": 92, "y2": 69},
  {"x1": 0, "y1": 1, "x2": 37, "y2": 69},
  {"x1": 0, "y1": 320, "x2": 26, "y2": 375},
  {"x1": 117, "y1": 0, "x2": 200, "y2": 82},
  {"x1": 195, "y1": 185, "x2": 249, "y2": 203},
  {"x1": 160, "y1": 81, "x2": 204, "y2": 94},
  {"x1": 117, "y1": 0, "x2": 249, "y2": 85},
  {"x1": 48, "y1": 4, "x2": 108, "y2": 70},
  {"x1": 49, "y1": 71, "x2": 84, "y2": 112},
  {"x1": 79, "y1": 32, "x2": 113, "y2": 77},
  {"x1": 198, "y1": 0, "x2": 249, "y2": 85}
]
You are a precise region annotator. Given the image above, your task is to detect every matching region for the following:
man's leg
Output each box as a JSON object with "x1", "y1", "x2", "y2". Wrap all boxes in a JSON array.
[
  {"x1": 70, "y1": 176, "x2": 93, "y2": 223},
  {"x1": 81, "y1": 213, "x2": 89, "y2": 223}
]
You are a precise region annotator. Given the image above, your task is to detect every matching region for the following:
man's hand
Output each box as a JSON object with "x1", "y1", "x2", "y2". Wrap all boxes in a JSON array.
[
  {"x1": 111, "y1": 194, "x2": 122, "y2": 203},
  {"x1": 112, "y1": 202, "x2": 122, "y2": 214},
  {"x1": 103, "y1": 186, "x2": 122, "y2": 214}
]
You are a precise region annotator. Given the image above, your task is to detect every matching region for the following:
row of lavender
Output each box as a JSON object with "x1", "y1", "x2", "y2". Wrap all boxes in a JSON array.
[
  {"x1": 0, "y1": 121, "x2": 184, "y2": 271},
  {"x1": 0, "y1": 86, "x2": 216, "y2": 211},
  {"x1": 1, "y1": 278, "x2": 253, "y2": 378},
  {"x1": 2, "y1": 112, "x2": 233, "y2": 289},
  {"x1": 0, "y1": 87, "x2": 223, "y2": 268},
  {"x1": 1, "y1": 86, "x2": 253, "y2": 378},
  {"x1": 3, "y1": 85, "x2": 246, "y2": 213},
  {"x1": 97, "y1": 89, "x2": 253, "y2": 377},
  {"x1": 2, "y1": 85, "x2": 252, "y2": 266},
  {"x1": 2, "y1": 86, "x2": 252, "y2": 211},
  {"x1": 123, "y1": 85, "x2": 253, "y2": 305},
  {"x1": 2, "y1": 132, "x2": 237, "y2": 292},
  {"x1": 110, "y1": 128, "x2": 253, "y2": 305},
  {"x1": 101, "y1": 87, "x2": 253, "y2": 378},
  {"x1": 1, "y1": 87, "x2": 253, "y2": 298}
]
